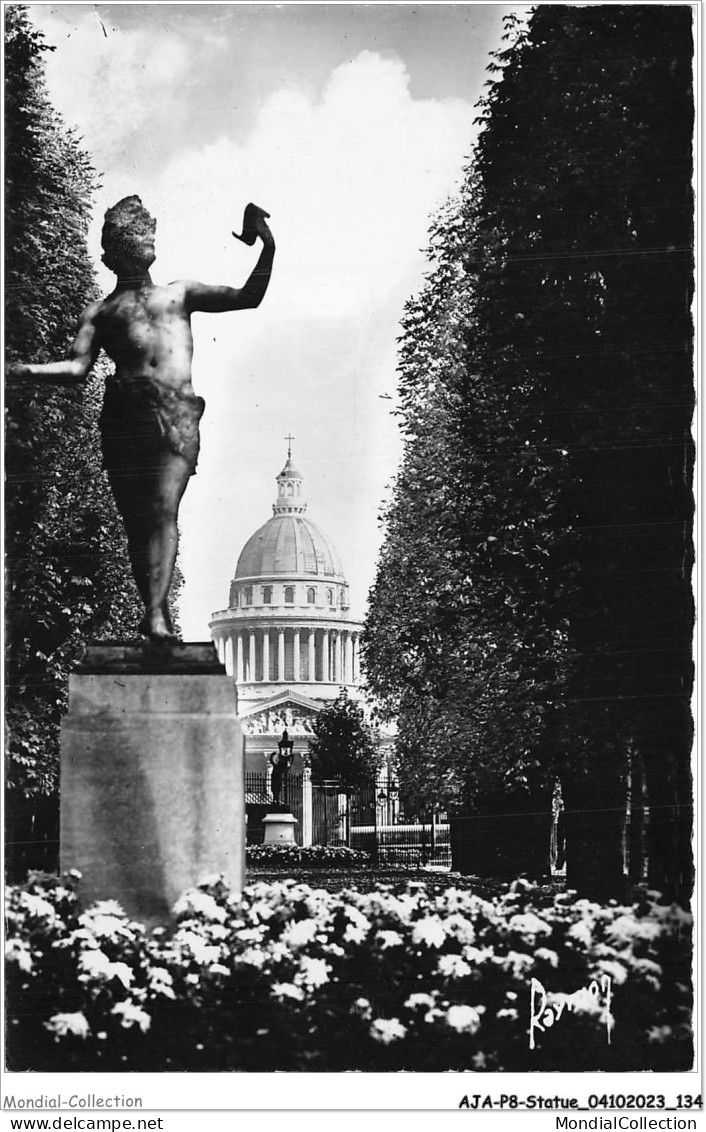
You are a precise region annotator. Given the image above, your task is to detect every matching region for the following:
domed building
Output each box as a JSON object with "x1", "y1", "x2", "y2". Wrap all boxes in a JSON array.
[{"x1": 209, "y1": 446, "x2": 363, "y2": 776}]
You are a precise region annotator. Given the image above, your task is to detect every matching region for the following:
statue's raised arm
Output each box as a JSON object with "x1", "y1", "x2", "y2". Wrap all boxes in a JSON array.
[{"x1": 183, "y1": 204, "x2": 275, "y2": 314}]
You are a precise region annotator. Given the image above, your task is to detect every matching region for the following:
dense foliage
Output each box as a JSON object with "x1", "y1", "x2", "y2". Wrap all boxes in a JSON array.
[
  {"x1": 5, "y1": 871, "x2": 692, "y2": 1072},
  {"x1": 4, "y1": 8, "x2": 182, "y2": 871},
  {"x1": 363, "y1": 7, "x2": 694, "y2": 901},
  {"x1": 307, "y1": 689, "x2": 383, "y2": 788},
  {"x1": 246, "y1": 844, "x2": 371, "y2": 868}
]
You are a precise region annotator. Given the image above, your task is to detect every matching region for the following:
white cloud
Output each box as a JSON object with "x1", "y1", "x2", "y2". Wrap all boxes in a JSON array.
[
  {"x1": 147, "y1": 50, "x2": 473, "y2": 319},
  {"x1": 32, "y1": 7, "x2": 191, "y2": 169}
]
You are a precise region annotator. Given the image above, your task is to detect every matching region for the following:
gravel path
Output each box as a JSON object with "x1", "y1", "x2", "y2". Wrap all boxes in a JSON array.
[{"x1": 245, "y1": 868, "x2": 563, "y2": 897}]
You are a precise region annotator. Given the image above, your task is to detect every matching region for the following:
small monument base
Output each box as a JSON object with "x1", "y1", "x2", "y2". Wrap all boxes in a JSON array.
[
  {"x1": 60, "y1": 642, "x2": 244, "y2": 923},
  {"x1": 263, "y1": 813, "x2": 298, "y2": 844}
]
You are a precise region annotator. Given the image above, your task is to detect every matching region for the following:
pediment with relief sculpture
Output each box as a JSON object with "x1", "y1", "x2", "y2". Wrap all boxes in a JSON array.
[{"x1": 240, "y1": 701, "x2": 319, "y2": 737}]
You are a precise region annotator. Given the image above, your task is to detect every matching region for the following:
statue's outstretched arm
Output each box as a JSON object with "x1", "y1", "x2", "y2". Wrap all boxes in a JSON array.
[
  {"x1": 184, "y1": 205, "x2": 275, "y2": 315},
  {"x1": 8, "y1": 303, "x2": 102, "y2": 383}
]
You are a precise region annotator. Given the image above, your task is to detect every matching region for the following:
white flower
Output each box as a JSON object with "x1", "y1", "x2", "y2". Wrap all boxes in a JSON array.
[
  {"x1": 206, "y1": 964, "x2": 228, "y2": 978},
  {"x1": 176, "y1": 931, "x2": 222, "y2": 966},
  {"x1": 78, "y1": 950, "x2": 133, "y2": 988},
  {"x1": 607, "y1": 915, "x2": 661, "y2": 944},
  {"x1": 444, "y1": 914, "x2": 476, "y2": 945},
  {"x1": 404, "y1": 993, "x2": 436, "y2": 1011},
  {"x1": 445, "y1": 1004, "x2": 482, "y2": 1034},
  {"x1": 507, "y1": 912, "x2": 552, "y2": 940},
  {"x1": 411, "y1": 916, "x2": 447, "y2": 949},
  {"x1": 307, "y1": 901, "x2": 331, "y2": 923},
  {"x1": 20, "y1": 893, "x2": 55, "y2": 920},
  {"x1": 283, "y1": 919, "x2": 318, "y2": 948},
  {"x1": 394, "y1": 894, "x2": 420, "y2": 922},
  {"x1": 462, "y1": 944, "x2": 494, "y2": 965},
  {"x1": 111, "y1": 1001, "x2": 151, "y2": 1032},
  {"x1": 343, "y1": 924, "x2": 367, "y2": 945},
  {"x1": 109, "y1": 962, "x2": 133, "y2": 989},
  {"x1": 271, "y1": 982, "x2": 305, "y2": 1002},
  {"x1": 79, "y1": 909, "x2": 128, "y2": 940},
  {"x1": 500, "y1": 950, "x2": 535, "y2": 979},
  {"x1": 91, "y1": 899, "x2": 125, "y2": 916},
  {"x1": 238, "y1": 947, "x2": 266, "y2": 969},
  {"x1": 370, "y1": 1018, "x2": 407, "y2": 1044},
  {"x1": 296, "y1": 957, "x2": 330, "y2": 989},
  {"x1": 376, "y1": 930, "x2": 404, "y2": 950},
  {"x1": 45, "y1": 1012, "x2": 90, "y2": 1039},
  {"x1": 79, "y1": 949, "x2": 113, "y2": 979},
  {"x1": 249, "y1": 901, "x2": 275, "y2": 922},
  {"x1": 173, "y1": 891, "x2": 226, "y2": 923},
  {"x1": 5, "y1": 938, "x2": 33, "y2": 973},
  {"x1": 437, "y1": 954, "x2": 472, "y2": 979},
  {"x1": 568, "y1": 921, "x2": 593, "y2": 948},
  {"x1": 345, "y1": 907, "x2": 372, "y2": 933},
  {"x1": 209, "y1": 924, "x2": 229, "y2": 940},
  {"x1": 148, "y1": 967, "x2": 176, "y2": 999},
  {"x1": 596, "y1": 958, "x2": 629, "y2": 985},
  {"x1": 535, "y1": 947, "x2": 560, "y2": 969},
  {"x1": 235, "y1": 928, "x2": 264, "y2": 944},
  {"x1": 351, "y1": 997, "x2": 373, "y2": 1019}
]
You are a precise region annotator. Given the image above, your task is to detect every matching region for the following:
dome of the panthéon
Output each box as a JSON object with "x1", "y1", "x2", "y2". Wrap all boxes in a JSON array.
[{"x1": 234, "y1": 455, "x2": 345, "y2": 582}]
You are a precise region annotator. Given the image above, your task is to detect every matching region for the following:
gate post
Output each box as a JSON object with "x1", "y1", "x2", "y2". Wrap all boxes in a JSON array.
[{"x1": 302, "y1": 763, "x2": 313, "y2": 846}]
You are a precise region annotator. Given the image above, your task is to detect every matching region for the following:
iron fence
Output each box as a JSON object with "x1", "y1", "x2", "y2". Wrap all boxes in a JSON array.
[
  {"x1": 312, "y1": 780, "x2": 451, "y2": 867},
  {"x1": 244, "y1": 772, "x2": 452, "y2": 865}
]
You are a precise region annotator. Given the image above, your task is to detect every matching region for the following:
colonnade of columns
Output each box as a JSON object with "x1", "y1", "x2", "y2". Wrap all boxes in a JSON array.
[{"x1": 214, "y1": 625, "x2": 361, "y2": 686}]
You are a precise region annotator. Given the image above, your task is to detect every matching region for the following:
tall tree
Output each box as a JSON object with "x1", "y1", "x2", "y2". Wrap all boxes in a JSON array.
[
  {"x1": 308, "y1": 690, "x2": 383, "y2": 789},
  {"x1": 472, "y1": 5, "x2": 694, "y2": 902},
  {"x1": 364, "y1": 6, "x2": 694, "y2": 901}
]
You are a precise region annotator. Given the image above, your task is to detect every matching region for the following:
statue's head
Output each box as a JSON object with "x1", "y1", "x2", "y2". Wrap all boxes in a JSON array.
[{"x1": 102, "y1": 195, "x2": 156, "y2": 275}]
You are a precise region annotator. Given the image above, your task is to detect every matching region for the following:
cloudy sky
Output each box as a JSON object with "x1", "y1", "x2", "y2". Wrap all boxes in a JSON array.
[{"x1": 29, "y1": 2, "x2": 517, "y2": 639}]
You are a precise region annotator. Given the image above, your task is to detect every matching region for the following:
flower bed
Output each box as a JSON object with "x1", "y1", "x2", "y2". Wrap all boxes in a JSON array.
[
  {"x1": 5, "y1": 872, "x2": 692, "y2": 1072},
  {"x1": 246, "y1": 844, "x2": 371, "y2": 868}
]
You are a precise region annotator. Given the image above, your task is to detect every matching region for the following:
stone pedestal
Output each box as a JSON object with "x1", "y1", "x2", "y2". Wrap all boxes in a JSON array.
[
  {"x1": 263, "y1": 813, "x2": 298, "y2": 844},
  {"x1": 60, "y1": 642, "x2": 244, "y2": 923}
]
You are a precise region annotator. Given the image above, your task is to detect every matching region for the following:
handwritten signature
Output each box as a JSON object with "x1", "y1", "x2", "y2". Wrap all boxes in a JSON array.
[{"x1": 529, "y1": 974, "x2": 612, "y2": 1049}]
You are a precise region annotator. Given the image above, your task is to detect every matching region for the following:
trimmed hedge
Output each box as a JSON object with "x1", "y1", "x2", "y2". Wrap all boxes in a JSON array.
[
  {"x1": 246, "y1": 844, "x2": 371, "y2": 868},
  {"x1": 5, "y1": 872, "x2": 692, "y2": 1072}
]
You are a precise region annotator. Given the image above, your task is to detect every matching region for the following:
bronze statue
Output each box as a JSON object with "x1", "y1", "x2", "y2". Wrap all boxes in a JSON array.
[
  {"x1": 9, "y1": 196, "x2": 275, "y2": 641},
  {"x1": 270, "y1": 738, "x2": 294, "y2": 806}
]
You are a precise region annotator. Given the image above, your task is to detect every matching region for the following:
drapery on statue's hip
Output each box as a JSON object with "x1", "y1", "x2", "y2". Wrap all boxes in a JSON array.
[{"x1": 99, "y1": 375, "x2": 206, "y2": 476}]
